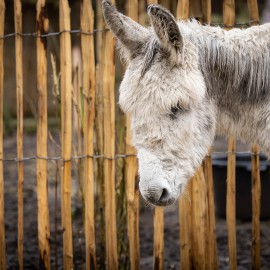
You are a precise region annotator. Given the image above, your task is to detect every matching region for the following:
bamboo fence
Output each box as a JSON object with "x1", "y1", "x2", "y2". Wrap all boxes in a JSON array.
[{"x1": 0, "y1": 0, "x2": 266, "y2": 269}]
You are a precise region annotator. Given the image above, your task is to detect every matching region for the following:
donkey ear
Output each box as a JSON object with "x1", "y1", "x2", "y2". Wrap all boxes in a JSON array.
[
  {"x1": 148, "y1": 4, "x2": 183, "y2": 54},
  {"x1": 102, "y1": 0, "x2": 149, "y2": 54}
]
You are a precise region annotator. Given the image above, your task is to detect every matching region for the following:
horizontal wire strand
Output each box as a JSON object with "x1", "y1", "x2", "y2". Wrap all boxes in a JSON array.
[
  {"x1": 0, "y1": 151, "x2": 263, "y2": 163},
  {"x1": 0, "y1": 21, "x2": 261, "y2": 39},
  {"x1": 0, "y1": 28, "x2": 108, "y2": 39}
]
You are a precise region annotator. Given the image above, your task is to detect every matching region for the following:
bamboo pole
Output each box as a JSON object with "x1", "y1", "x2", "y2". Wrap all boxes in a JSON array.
[
  {"x1": 247, "y1": 0, "x2": 260, "y2": 26},
  {"x1": 201, "y1": 0, "x2": 211, "y2": 24},
  {"x1": 95, "y1": 0, "x2": 105, "y2": 267},
  {"x1": 14, "y1": 1, "x2": 24, "y2": 269},
  {"x1": 126, "y1": 1, "x2": 140, "y2": 269},
  {"x1": 177, "y1": 0, "x2": 189, "y2": 20},
  {"x1": 102, "y1": 0, "x2": 118, "y2": 268},
  {"x1": 138, "y1": 0, "x2": 145, "y2": 25},
  {"x1": 36, "y1": 1, "x2": 50, "y2": 269},
  {"x1": 223, "y1": 0, "x2": 235, "y2": 29},
  {"x1": 201, "y1": 2, "x2": 218, "y2": 268},
  {"x1": 81, "y1": 0, "x2": 96, "y2": 268},
  {"x1": 147, "y1": 0, "x2": 158, "y2": 5},
  {"x1": 226, "y1": 136, "x2": 237, "y2": 270},
  {"x1": 0, "y1": 1, "x2": 6, "y2": 269},
  {"x1": 223, "y1": 1, "x2": 237, "y2": 268},
  {"x1": 159, "y1": 0, "x2": 170, "y2": 9},
  {"x1": 251, "y1": 144, "x2": 261, "y2": 270},
  {"x1": 153, "y1": 207, "x2": 164, "y2": 270},
  {"x1": 179, "y1": 183, "x2": 192, "y2": 270},
  {"x1": 176, "y1": 3, "x2": 192, "y2": 269},
  {"x1": 59, "y1": 0, "x2": 73, "y2": 269},
  {"x1": 191, "y1": 167, "x2": 207, "y2": 270},
  {"x1": 246, "y1": 3, "x2": 261, "y2": 267},
  {"x1": 203, "y1": 150, "x2": 218, "y2": 270}
]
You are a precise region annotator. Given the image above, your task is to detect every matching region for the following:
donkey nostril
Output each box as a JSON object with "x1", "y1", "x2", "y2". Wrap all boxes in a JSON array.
[{"x1": 159, "y1": 188, "x2": 170, "y2": 202}]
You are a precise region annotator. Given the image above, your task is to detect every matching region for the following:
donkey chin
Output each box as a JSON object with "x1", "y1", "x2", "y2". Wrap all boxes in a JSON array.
[{"x1": 137, "y1": 148, "x2": 192, "y2": 206}]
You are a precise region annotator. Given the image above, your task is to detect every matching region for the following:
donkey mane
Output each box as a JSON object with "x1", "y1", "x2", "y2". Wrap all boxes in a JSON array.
[{"x1": 182, "y1": 21, "x2": 270, "y2": 103}]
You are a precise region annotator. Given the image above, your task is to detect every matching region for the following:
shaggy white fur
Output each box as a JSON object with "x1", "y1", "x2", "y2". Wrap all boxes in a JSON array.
[{"x1": 102, "y1": 0, "x2": 270, "y2": 206}]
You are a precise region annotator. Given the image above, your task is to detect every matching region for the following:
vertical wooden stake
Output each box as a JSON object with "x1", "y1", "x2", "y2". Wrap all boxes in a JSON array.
[
  {"x1": 176, "y1": 2, "x2": 192, "y2": 269},
  {"x1": 153, "y1": 207, "x2": 164, "y2": 270},
  {"x1": 191, "y1": 167, "x2": 207, "y2": 270},
  {"x1": 246, "y1": 2, "x2": 261, "y2": 267},
  {"x1": 126, "y1": 1, "x2": 140, "y2": 269},
  {"x1": 36, "y1": 1, "x2": 50, "y2": 269},
  {"x1": 0, "y1": 1, "x2": 6, "y2": 269},
  {"x1": 14, "y1": 1, "x2": 24, "y2": 269},
  {"x1": 95, "y1": 0, "x2": 106, "y2": 266},
  {"x1": 251, "y1": 144, "x2": 261, "y2": 270},
  {"x1": 223, "y1": 1, "x2": 237, "y2": 268},
  {"x1": 138, "y1": 0, "x2": 145, "y2": 25},
  {"x1": 179, "y1": 182, "x2": 192, "y2": 270},
  {"x1": 203, "y1": 150, "x2": 218, "y2": 270},
  {"x1": 59, "y1": 0, "x2": 73, "y2": 269},
  {"x1": 81, "y1": 0, "x2": 96, "y2": 268},
  {"x1": 247, "y1": 0, "x2": 260, "y2": 25},
  {"x1": 147, "y1": 0, "x2": 158, "y2": 5},
  {"x1": 201, "y1": 0, "x2": 211, "y2": 24},
  {"x1": 159, "y1": 0, "x2": 170, "y2": 9},
  {"x1": 226, "y1": 136, "x2": 237, "y2": 270},
  {"x1": 103, "y1": 0, "x2": 118, "y2": 268},
  {"x1": 223, "y1": 0, "x2": 235, "y2": 29},
  {"x1": 177, "y1": 0, "x2": 189, "y2": 21}
]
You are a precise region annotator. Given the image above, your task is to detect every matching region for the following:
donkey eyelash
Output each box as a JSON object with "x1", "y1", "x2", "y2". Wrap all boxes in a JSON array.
[{"x1": 170, "y1": 103, "x2": 185, "y2": 118}]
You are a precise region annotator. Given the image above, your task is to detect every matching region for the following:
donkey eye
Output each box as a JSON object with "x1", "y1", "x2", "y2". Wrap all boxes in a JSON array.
[{"x1": 170, "y1": 103, "x2": 183, "y2": 119}]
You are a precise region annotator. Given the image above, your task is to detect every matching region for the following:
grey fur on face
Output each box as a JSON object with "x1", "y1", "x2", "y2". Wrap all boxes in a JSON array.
[{"x1": 102, "y1": 0, "x2": 270, "y2": 206}]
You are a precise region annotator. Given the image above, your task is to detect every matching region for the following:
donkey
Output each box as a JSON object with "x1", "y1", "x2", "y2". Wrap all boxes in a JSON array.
[{"x1": 102, "y1": 0, "x2": 270, "y2": 206}]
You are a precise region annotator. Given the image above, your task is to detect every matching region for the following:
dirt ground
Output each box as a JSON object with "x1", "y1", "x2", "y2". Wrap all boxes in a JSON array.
[{"x1": 3, "y1": 134, "x2": 270, "y2": 269}]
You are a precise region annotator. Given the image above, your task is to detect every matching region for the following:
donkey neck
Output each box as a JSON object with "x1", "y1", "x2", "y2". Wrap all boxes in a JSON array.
[{"x1": 181, "y1": 22, "x2": 270, "y2": 150}]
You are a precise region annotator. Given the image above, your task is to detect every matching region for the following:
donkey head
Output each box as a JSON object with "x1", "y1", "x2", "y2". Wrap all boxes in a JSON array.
[{"x1": 102, "y1": 1, "x2": 216, "y2": 206}]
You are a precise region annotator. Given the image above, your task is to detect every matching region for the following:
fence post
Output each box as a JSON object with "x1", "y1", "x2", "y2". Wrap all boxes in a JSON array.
[
  {"x1": 201, "y1": 1, "x2": 218, "y2": 268},
  {"x1": 226, "y1": 136, "x2": 237, "y2": 270},
  {"x1": 178, "y1": 185, "x2": 192, "y2": 270},
  {"x1": 191, "y1": 167, "x2": 207, "y2": 270},
  {"x1": 126, "y1": 1, "x2": 140, "y2": 270},
  {"x1": 247, "y1": 0, "x2": 260, "y2": 25},
  {"x1": 203, "y1": 149, "x2": 218, "y2": 270},
  {"x1": 201, "y1": 0, "x2": 211, "y2": 24},
  {"x1": 251, "y1": 144, "x2": 261, "y2": 270},
  {"x1": 223, "y1": 1, "x2": 237, "y2": 269},
  {"x1": 59, "y1": 0, "x2": 73, "y2": 269},
  {"x1": 81, "y1": 0, "x2": 97, "y2": 268},
  {"x1": 177, "y1": 0, "x2": 189, "y2": 20},
  {"x1": 14, "y1": 0, "x2": 24, "y2": 269},
  {"x1": 36, "y1": 1, "x2": 50, "y2": 269},
  {"x1": 95, "y1": 0, "x2": 106, "y2": 267},
  {"x1": 176, "y1": 2, "x2": 192, "y2": 269},
  {"x1": 153, "y1": 207, "x2": 164, "y2": 270},
  {"x1": 147, "y1": 0, "x2": 158, "y2": 5},
  {"x1": 0, "y1": 1, "x2": 6, "y2": 269},
  {"x1": 102, "y1": 0, "x2": 118, "y2": 268},
  {"x1": 247, "y1": 3, "x2": 261, "y2": 268}
]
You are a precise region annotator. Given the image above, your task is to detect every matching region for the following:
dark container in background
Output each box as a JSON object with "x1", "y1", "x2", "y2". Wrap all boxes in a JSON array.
[{"x1": 212, "y1": 153, "x2": 270, "y2": 220}]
